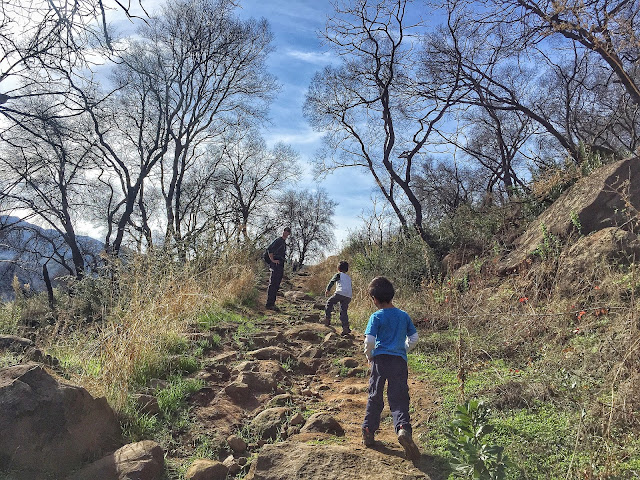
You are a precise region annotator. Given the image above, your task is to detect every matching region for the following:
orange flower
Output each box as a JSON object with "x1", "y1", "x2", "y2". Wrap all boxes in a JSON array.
[
  {"x1": 577, "y1": 310, "x2": 587, "y2": 320},
  {"x1": 518, "y1": 296, "x2": 528, "y2": 304}
]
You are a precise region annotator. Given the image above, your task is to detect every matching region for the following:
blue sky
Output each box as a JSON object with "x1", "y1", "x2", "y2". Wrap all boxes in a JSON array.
[{"x1": 235, "y1": 0, "x2": 375, "y2": 252}]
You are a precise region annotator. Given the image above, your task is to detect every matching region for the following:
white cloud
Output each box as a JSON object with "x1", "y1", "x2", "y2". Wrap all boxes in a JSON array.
[{"x1": 284, "y1": 48, "x2": 334, "y2": 66}]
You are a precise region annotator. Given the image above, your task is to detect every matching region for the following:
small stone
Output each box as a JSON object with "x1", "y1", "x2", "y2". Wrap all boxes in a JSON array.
[
  {"x1": 289, "y1": 412, "x2": 305, "y2": 426},
  {"x1": 185, "y1": 459, "x2": 228, "y2": 480},
  {"x1": 226, "y1": 435, "x2": 247, "y2": 453}
]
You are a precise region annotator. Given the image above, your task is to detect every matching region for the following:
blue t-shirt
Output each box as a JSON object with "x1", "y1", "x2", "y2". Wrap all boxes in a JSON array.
[{"x1": 364, "y1": 307, "x2": 417, "y2": 361}]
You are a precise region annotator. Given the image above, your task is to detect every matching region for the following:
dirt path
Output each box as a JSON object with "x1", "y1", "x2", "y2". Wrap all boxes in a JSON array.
[{"x1": 180, "y1": 271, "x2": 444, "y2": 479}]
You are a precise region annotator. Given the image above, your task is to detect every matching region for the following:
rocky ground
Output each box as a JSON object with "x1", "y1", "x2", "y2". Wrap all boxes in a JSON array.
[{"x1": 177, "y1": 270, "x2": 444, "y2": 480}]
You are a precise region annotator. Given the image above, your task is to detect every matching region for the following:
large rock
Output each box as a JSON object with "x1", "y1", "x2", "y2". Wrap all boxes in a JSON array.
[
  {"x1": 285, "y1": 324, "x2": 329, "y2": 343},
  {"x1": 0, "y1": 363, "x2": 122, "y2": 477},
  {"x1": 245, "y1": 442, "x2": 428, "y2": 480},
  {"x1": 498, "y1": 157, "x2": 640, "y2": 273},
  {"x1": 185, "y1": 459, "x2": 228, "y2": 480},
  {"x1": 247, "y1": 346, "x2": 294, "y2": 362},
  {"x1": 250, "y1": 407, "x2": 291, "y2": 440},
  {"x1": 300, "y1": 412, "x2": 344, "y2": 436},
  {"x1": 67, "y1": 440, "x2": 164, "y2": 480}
]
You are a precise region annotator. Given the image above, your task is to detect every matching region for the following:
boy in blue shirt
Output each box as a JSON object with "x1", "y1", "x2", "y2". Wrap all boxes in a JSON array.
[{"x1": 362, "y1": 276, "x2": 420, "y2": 461}]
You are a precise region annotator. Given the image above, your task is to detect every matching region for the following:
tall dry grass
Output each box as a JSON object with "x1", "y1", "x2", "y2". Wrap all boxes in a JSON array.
[{"x1": 47, "y1": 248, "x2": 260, "y2": 410}]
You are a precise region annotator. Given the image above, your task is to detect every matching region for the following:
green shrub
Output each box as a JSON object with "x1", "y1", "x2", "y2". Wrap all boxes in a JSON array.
[{"x1": 446, "y1": 399, "x2": 509, "y2": 480}]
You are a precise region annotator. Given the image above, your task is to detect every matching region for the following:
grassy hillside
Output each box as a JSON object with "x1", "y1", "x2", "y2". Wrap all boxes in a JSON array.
[{"x1": 1, "y1": 163, "x2": 639, "y2": 479}]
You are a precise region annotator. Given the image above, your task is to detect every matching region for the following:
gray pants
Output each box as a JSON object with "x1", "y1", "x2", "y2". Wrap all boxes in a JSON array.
[{"x1": 325, "y1": 293, "x2": 351, "y2": 331}]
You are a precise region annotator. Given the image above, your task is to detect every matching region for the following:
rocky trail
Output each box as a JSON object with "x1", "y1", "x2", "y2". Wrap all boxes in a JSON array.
[
  {"x1": 178, "y1": 271, "x2": 444, "y2": 480},
  {"x1": 0, "y1": 270, "x2": 445, "y2": 480}
]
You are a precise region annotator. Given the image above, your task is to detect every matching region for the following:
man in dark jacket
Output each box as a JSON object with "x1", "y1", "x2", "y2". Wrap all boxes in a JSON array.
[{"x1": 265, "y1": 227, "x2": 291, "y2": 311}]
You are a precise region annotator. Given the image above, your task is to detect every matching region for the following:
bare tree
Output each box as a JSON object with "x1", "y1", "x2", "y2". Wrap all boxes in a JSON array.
[
  {"x1": 484, "y1": 0, "x2": 640, "y2": 106},
  {"x1": 0, "y1": 0, "x2": 144, "y2": 122},
  {"x1": 79, "y1": 0, "x2": 277, "y2": 257},
  {"x1": 126, "y1": 0, "x2": 277, "y2": 256},
  {"x1": 277, "y1": 188, "x2": 336, "y2": 266},
  {"x1": 213, "y1": 128, "x2": 299, "y2": 244},
  {"x1": 0, "y1": 99, "x2": 99, "y2": 278},
  {"x1": 304, "y1": 0, "x2": 463, "y2": 247}
]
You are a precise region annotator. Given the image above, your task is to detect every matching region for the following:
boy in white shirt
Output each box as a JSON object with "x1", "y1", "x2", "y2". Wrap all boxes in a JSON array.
[{"x1": 324, "y1": 260, "x2": 352, "y2": 336}]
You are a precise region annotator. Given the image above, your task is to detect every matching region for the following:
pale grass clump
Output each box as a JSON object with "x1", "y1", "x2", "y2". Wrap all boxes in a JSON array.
[{"x1": 49, "y1": 248, "x2": 260, "y2": 410}]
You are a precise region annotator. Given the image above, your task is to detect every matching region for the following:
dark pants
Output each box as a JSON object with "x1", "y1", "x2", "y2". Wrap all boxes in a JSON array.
[
  {"x1": 266, "y1": 262, "x2": 284, "y2": 306},
  {"x1": 363, "y1": 354, "x2": 412, "y2": 434},
  {"x1": 325, "y1": 293, "x2": 351, "y2": 331}
]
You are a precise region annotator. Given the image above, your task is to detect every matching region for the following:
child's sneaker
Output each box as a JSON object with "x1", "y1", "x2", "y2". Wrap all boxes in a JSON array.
[
  {"x1": 397, "y1": 427, "x2": 420, "y2": 460},
  {"x1": 362, "y1": 427, "x2": 375, "y2": 446}
]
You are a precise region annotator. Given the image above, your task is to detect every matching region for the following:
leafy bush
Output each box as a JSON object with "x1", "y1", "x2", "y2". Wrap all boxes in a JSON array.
[{"x1": 446, "y1": 399, "x2": 509, "y2": 480}]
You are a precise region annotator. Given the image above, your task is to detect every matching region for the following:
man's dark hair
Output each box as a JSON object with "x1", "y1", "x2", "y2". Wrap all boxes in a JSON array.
[
  {"x1": 338, "y1": 260, "x2": 349, "y2": 272},
  {"x1": 368, "y1": 276, "x2": 394, "y2": 303},
  {"x1": 283, "y1": 227, "x2": 291, "y2": 233}
]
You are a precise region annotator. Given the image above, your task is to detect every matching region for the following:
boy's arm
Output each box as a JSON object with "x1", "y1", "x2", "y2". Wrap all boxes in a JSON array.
[
  {"x1": 405, "y1": 332, "x2": 419, "y2": 352},
  {"x1": 325, "y1": 273, "x2": 340, "y2": 295},
  {"x1": 364, "y1": 335, "x2": 376, "y2": 361}
]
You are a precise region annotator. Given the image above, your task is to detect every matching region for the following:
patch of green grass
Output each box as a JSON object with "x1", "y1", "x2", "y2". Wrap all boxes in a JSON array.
[
  {"x1": 197, "y1": 307, "x2": 251, "y2": 330},
  {"x1": 0, "y1": 351, "x2": 21, "y2": 369},
  {"x1": 121, "y1": 407, "x2": 159, "y2": 441},
  {"x1": 0, "y1": 303, "x2": 20, "y2": 335},
  {"x1": 306, "y1": 436, "x2": 346, "y2": 446},
  {"x1": 491, "y1": 403, "x2": 581, "y2": 479},
  {"x1": 157, "y1": 376, "x2": 204, "y2": 419}
]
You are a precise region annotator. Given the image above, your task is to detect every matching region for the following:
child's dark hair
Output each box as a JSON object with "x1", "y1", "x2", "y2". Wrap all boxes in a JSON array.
[
  {"x1": 368, "y1": 276, "x2": 394, "y2": 303},
  {"x1": 338, "y1": 260, "x2": 349, "y2": 272}
]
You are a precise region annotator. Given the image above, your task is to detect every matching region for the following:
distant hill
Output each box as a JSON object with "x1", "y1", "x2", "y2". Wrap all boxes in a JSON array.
[{"x1": 0, "y1": 216, "x2": 104, "y2": 300}]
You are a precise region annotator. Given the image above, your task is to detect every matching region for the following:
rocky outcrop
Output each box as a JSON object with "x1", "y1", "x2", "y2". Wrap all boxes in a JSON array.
[
  {"x1": 556, "y1": 227, "x2": 640, "y2": 292},
  {"x1": 245, "y1": 442, "x2": 428, "y2": 480},
  {"x1": 0, "y1": 363, "x2": 122, "y2": 477},
  {"x1": 498, "y1": 157, "x2": 640, "y2": 273}
]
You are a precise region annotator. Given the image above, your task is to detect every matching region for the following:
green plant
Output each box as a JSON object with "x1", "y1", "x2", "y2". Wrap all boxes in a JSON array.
[
  {"x1": 533, "y1": 223, "x2": 561, "y2": 259},
  {"x1": 569, "y1": 211, "x2": 582, "y2": 236},
  {"x1": 446, "y1": 399, "x2": 509, "y2": 480}
]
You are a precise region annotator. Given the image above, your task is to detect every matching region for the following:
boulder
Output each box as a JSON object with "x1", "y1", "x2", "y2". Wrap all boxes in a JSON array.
[
  {"x1": 285, "y1": 324, "x2": 328, "y2": 343},
  {"x1": 67, "y1": 440, "x2": 164, "y2": 480},
  {"x1": 247, "y1": 346, "x2": 294, "y2": 362},
  {"x1": 237, "y1": 371, "x2": 278, "y2": 392},
  {"x1": 250, "y1": 407, "x2": 291, "y2": 440},
  {"x1": 338, "y1": 357, "x2": 359, "y2": 368},
  {"x1": 185, "y1": 459, "x2": 228, "y2": 480},
  {"x1": 0, "y1": 363, "x2": 122, "y2": 477},
  {"x1": 266, "y1": 393, "x2": 293, "y2": 407},
  {"x1": 300, "y1": 412, "x2": 344, "y2": 436},
  {"x1": 245, "y1": 442, "x2": 428, "y2": 480},
  {"x1": 226, "y1": 435, "x2": 248, "y2": 453},
  {"x1": 556, "y1": 227, "x2": 640, "y2": 292},
  {"x1": 498, "y1": 157, "x2": 640, "y2": 273},
  {"x1": 284, "y1": 291, "x2": 314, "y2": 302},
  {"x1": 133, "y1": 394, "x2": 160, "y2": 416},
  {"x1": 0, "y1": 335, "x2": 33, "y2": 350}
]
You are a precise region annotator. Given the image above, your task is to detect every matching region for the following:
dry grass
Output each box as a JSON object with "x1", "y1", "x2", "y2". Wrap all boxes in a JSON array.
[{"x1": 45, "y1": 248, "x2": 260, "y2": 410}]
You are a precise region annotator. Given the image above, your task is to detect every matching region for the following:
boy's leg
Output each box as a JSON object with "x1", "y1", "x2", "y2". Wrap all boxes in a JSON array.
[
  {"x1": 339, "y1": 296, "x2": 351, "y2": 333},
  {"x1": 324, "y1": 293, "x2": 339, "y2": 325},
  {"x1": 362, "y1": 355, "x2": 387, "y2": 437},
  {"x1": 386, "y1": 355, "x2": 420, "y2": 460},
  {"x1": 386, "y1": 355, "x2": 411, "y2": 433}
]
